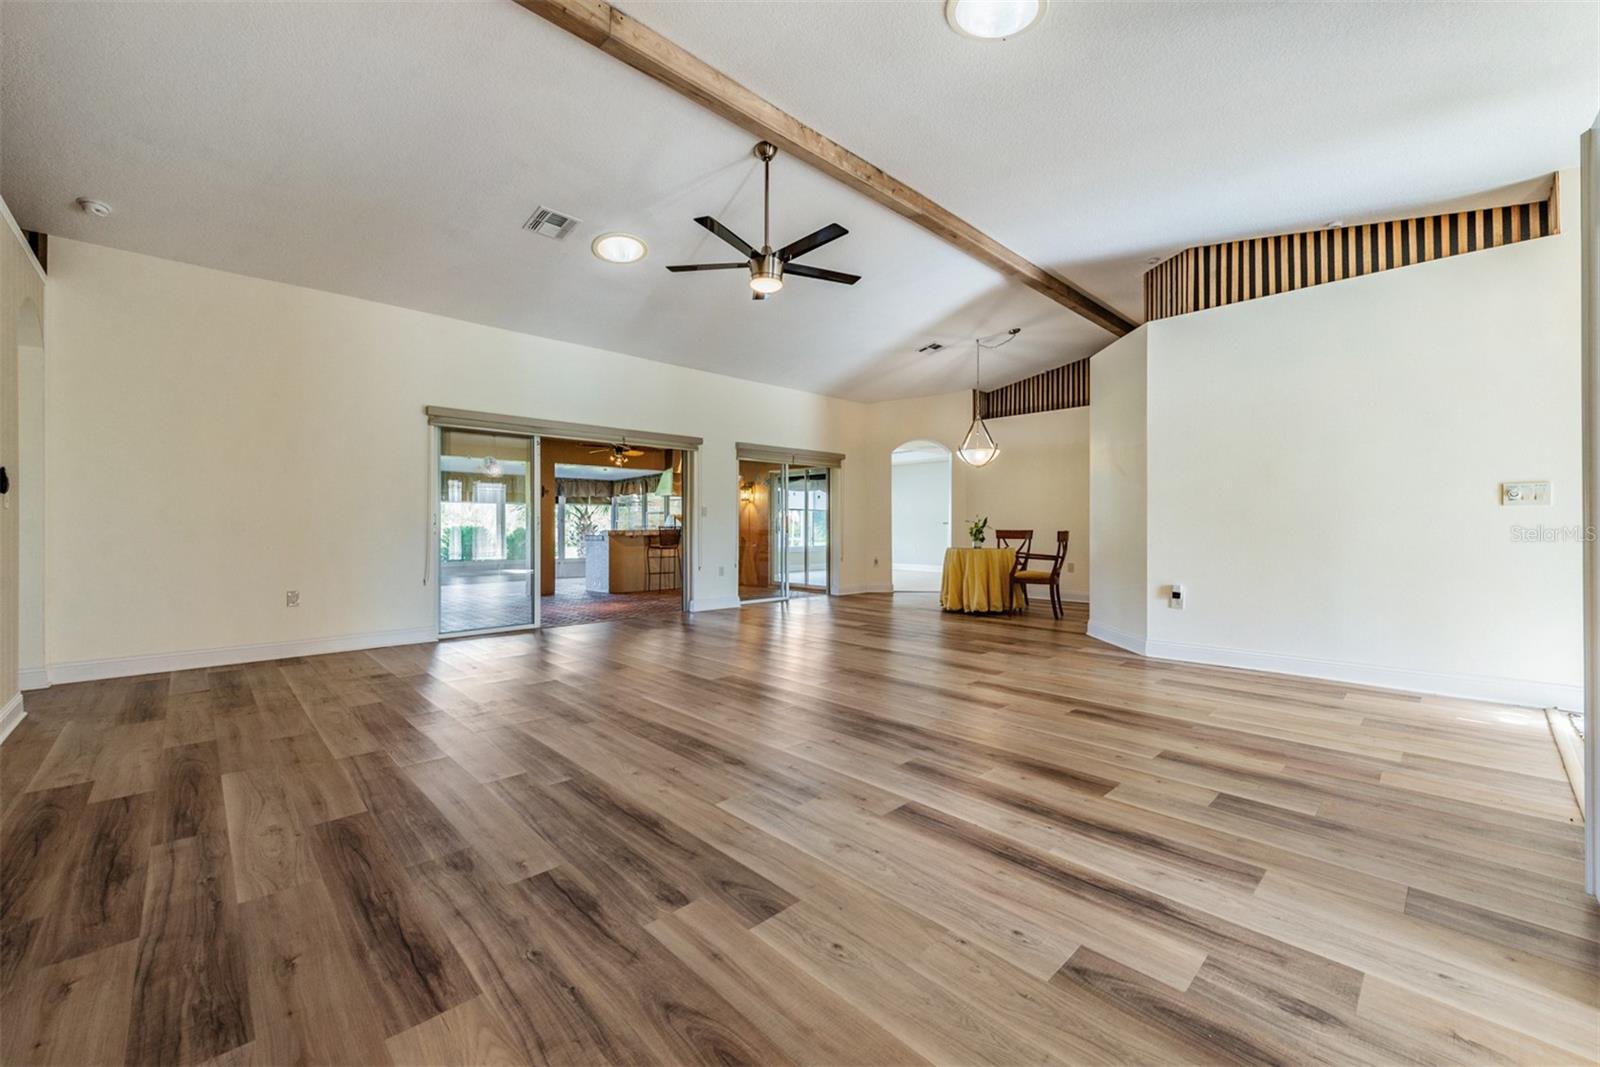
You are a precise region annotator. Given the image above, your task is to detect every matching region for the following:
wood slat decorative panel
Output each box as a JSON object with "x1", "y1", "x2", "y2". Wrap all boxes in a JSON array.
[
  {"x1": 1143, "y1": 174, "x2": 1561, "y2": 321},
  {"x1": 978, "y1": 358, "x2": 1089, "y2": 419}
]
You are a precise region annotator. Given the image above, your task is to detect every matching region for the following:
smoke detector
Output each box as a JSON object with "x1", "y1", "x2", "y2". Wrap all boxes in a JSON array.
[
  {"x1": 76, "y1": 198, "x2": 112, "y2": 218},
  {"x1": 524, "y1": 206, "x2": 580, "y2": 239}
]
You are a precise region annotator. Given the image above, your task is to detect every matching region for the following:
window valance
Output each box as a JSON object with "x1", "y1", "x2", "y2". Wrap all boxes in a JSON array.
[{"x1": 556, "y1": 476, "x2": 662, "y2": 502}]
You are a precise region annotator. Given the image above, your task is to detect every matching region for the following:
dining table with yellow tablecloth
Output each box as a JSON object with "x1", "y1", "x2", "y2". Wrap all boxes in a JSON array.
[{"x1": 939, "y1": 546, "x2": 1024, "y2": 613}]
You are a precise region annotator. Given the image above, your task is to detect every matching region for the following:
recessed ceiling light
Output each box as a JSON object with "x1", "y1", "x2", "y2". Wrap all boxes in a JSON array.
[
  {"x1": 76, "y1": 197, "x2": 112, "y2": 218},
  {"x1": 945, "y1": 0, "x2": 1045, "y2": 40},
  {"x1": 591, "y1": 232, "x2": 648, "y2": 264}
]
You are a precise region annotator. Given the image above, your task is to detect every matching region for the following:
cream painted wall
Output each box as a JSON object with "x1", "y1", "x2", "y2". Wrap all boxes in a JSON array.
[
  {"x1": 1, "y1": 198, "x2": 46, "y2": 713},
  {"x1": 848, "y1": 390, "x2": 973, "y2": 592},
  {"x1": 1088, "y1": 327, "x2": 1149, "y2": 645},
  {"x1": 37, "y1": 235, "x2": 1097, "y2": 679},
  {"x1": 859, "y1": 390, "x2": 1091, "y2": 600},
  {"x1": 18, "y1": 337, "x2": 44, "y2": 684},
  {"x1": 42, "y1": 238, "x2": 874, "y2": 672},
  {"x1": 1094, "y1": 203, "x2": 1581, "y2": 707},
  {"x1": 966, "y1": 407, "x2": 1089, "y2": 600}
]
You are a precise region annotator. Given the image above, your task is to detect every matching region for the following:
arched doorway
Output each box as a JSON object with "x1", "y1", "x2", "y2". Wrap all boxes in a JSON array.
[{"x1": 890, "y1": 439, "x2": 951, "y2": 592}]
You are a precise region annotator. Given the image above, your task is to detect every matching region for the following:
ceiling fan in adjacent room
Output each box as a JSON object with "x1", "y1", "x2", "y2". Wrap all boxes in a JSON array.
[
  {"x1": 590, "y1": 442, "x2": 644, "y2": 465},
  {"x1": 666, "y1": 141, "x2": 860, "y2": 300}
]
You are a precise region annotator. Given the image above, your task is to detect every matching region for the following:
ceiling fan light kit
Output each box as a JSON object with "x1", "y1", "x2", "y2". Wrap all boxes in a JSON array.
[
  {"x1": 588, "y1": 441, "x2": 645, "y2": 466},
  {"x1": 750, "y1": 253, "x2": 784, "y2": 294},
  {"x1": 666, "y1": 141, "x2": 861, "y2": 300}
]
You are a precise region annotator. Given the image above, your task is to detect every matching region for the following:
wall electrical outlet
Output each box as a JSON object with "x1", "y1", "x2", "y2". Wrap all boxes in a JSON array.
[
  {"x1": 1066, "y1": 562, "x2": 1075, "y2": 573},
  {"x1": 1167, "y1": 584, "x2": 1184, "y2": 610},
  {"x1": 285, "y1": 590, "x2": 300, "y2": 607},
  {"x1": 717, "y1": 565, "x2": 725, "y2": 577},
  {"x1": 1500, "y1": 481, "x2": 1551, "y2": 506}
]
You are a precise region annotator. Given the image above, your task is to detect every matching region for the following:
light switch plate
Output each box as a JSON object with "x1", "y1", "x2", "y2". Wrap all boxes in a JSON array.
[{"x1": 1501, "y1": 481, "x2": 1551, "y2": 506}]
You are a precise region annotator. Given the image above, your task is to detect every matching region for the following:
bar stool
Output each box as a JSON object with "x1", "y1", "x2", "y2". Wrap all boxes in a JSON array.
[{"x1": 647, "y1": 528, "x2": 682, "y2": 591}]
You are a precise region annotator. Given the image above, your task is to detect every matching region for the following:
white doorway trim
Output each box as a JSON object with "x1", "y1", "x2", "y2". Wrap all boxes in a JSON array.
[{"x1": 1579, "y1": 112, "x2": 1597, "y2": 898}]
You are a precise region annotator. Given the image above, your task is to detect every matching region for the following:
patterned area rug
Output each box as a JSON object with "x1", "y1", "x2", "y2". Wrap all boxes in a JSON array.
[{"x1": 541, "y1": 582, "x2": 683, "y2": 628}]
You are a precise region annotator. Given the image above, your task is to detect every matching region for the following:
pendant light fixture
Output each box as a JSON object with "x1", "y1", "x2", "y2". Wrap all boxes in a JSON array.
[{"x1": 958, "y1": 330, "x2": 1017, "y2": 467}]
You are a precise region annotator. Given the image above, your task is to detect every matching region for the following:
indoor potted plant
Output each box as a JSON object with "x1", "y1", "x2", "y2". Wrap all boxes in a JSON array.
[{"x1": 967, "y1": 516, "x2": 989, "y2": 548}]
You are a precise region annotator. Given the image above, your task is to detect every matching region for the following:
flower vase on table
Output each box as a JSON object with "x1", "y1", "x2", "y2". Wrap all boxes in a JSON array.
[{"x1": 967, "y1": 516, "x2": 989, "y2": 548}]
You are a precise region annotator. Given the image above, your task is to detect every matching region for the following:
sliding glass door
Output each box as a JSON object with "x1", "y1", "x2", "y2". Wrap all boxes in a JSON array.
[
  {"x1": 738, "y1": 461, "x2": 831, "y2": 601},
  {"x1": 787, "y1": 467, "x2": 829, "y2": 591},
  {"x1": 438, "y1": 429, "x2": 537, "y2": 634},
  {"x1": 738, "y1": 460, "x2": 787, "y2": 602}
]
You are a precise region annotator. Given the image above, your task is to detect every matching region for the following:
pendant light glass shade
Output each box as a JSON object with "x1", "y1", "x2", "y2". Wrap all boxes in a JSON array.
[
  {"x1": 958, "y1": 417, "x2": 999, "y2": 467},
  {"x1": 957, "y1": 336, "x2": 1000, "y2": 467}
]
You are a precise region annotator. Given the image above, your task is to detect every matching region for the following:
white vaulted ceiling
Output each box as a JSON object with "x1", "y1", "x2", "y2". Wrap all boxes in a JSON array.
[
  {"x1": 3, "y1": 1, "x2": 1595, "y2": 402},
  {"x1": 634, "y1": 0, "x2": 1598, "y2": 315}
]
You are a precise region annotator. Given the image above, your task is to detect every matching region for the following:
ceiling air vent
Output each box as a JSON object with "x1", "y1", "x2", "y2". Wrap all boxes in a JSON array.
[
  {"x1": 917, "y1": 342, "x2": 946, "y2": 353},
  {"x1": 524, "y1": 206, "x2": 581, "y2": 240}
]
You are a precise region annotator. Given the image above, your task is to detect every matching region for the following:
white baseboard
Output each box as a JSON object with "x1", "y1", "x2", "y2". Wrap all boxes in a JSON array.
[
  {"x1": 1142, "y1": 637, "x2": 1583, "y2": 711},
  {"x1": 1086, "y1": 619, "x2": 1147, "y2": 655},
  {"x1": 688, "y1": 596, "x2": 742, "y2": 613},
  {"x1": 18, "y1": 667, "x2": 48, "y2": 692},
  {"x1": 0, "y1": 693, "x2": 25, "y2": 746},
  {"x1": 45, "y1": 626, "x2": 438, "y2": 685},
  {"x1": 1060, "y1": 590, "x2": 1090, "y2": 604},
  {"x1": 894, "y1": 563, "x2": 942, "y2": 573},
  {"x1": 839, "y1": 583, "x2": 894, "y2": 595}
]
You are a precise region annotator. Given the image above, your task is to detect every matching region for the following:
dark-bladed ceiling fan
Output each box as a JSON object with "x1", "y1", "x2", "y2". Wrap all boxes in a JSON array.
[{"x1": 666, "y1": 141, "x2": 860, "y2": 301}]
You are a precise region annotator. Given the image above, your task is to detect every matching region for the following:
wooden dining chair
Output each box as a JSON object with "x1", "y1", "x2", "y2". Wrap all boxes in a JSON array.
[
  {"x1": 1012, "y1": 530, "x2": 1070, "y2": 619},
  {"x1": 992, "y1": 530, "x2": 1032, "y2": 615},
  {"x1": 993, "y1": 529, "x2": 1033, "y2": 559}
]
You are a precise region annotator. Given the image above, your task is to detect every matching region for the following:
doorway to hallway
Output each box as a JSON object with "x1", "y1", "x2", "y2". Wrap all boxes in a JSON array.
[{"x1": 891, "y1": 440, "x2": 952, "y2": 593}]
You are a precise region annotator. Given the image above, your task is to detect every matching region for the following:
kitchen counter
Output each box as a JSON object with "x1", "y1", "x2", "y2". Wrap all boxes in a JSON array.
[{"x1": 583, "y1": 530, "x2": 680, "y2": 594}]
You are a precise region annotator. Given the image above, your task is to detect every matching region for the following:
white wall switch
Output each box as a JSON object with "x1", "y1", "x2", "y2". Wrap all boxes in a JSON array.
[
  {"x1": 1167, "y1": 584, "x2": 1184, "y2": 610},
  {"x1": 1501, "y1": 481, "x2": 1551, "y2": 506},
  {"x1": 285, "y1": 590, "x2": 300, "y2": 607}
]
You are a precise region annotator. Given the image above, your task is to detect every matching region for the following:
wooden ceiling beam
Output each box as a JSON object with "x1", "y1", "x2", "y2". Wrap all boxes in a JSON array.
[{"x1": 513, "y1": 0, "x2": 1135, "y2": 337}]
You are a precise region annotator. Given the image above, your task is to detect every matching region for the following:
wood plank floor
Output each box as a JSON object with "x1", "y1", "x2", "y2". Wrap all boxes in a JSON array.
[{"x1": 2, "y1": 595, "x2": 1596, "y2": 1065}]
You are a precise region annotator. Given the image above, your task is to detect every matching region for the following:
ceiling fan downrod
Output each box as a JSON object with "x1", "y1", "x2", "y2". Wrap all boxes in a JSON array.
[{"x1": 751, "y1": 141, "x2": 781, "y2": 298}]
